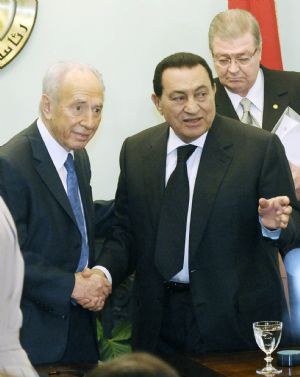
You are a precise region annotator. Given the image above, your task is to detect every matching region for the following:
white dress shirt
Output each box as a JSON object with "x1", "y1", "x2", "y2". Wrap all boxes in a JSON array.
[
  {"x1": 167, "y1": 128, "x2": 207, "y2": 283},
  {"x1": 37, "y1": 118, "x2": 70, "y2": 191},
  {"x1": 225, "y1": 68, "x2": 265, "y2": 127}
]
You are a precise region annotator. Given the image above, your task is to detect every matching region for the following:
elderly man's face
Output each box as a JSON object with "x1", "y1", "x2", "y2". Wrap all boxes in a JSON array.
[
  {"x1": 42, "y1": 68, "x2": 104, "y2": 150},
  {"x1": 152, "y1": 65, "x2": 216, "y2": 143},
  {"x1": 212, "y1": 32, "x2": 261, "y2": 97}
]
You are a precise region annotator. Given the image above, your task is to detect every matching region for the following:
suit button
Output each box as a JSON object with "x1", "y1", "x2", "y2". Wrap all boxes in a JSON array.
[{"x1": 190, "y1": 269, "x2": 197, "y2": 273}]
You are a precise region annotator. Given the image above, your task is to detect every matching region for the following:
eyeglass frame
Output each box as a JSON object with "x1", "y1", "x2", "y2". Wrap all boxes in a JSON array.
[{"x1": 213, "y1": 48, "x2": 258, "y2": 68}]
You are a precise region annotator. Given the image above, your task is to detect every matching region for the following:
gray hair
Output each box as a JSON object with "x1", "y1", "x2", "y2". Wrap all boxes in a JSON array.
[
  {"x1": 87, "y1": 352, "x2": 180, "y2": 377},
  {"x1": 39, "y1": 61, "x2": 105, "y2": 113},
  {"x1": 208, "y1": 9, "x2": 262, "y2": 53}
]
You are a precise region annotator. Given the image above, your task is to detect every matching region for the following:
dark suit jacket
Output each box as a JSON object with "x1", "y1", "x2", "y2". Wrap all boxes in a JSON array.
[
  {"x1": 99, "y1": 114, "x2": 300, "y2": 353},
  {"x1": 0, "y1": 121, "x2": 98, "y2": 364},
  {"x1": 215, "y1": 66, "x2": 300, "y2": 131}
]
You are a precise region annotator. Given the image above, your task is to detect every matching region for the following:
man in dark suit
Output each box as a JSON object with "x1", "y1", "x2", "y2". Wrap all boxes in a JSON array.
[
  {"x1": 98, "y1": 52, "x2": 300, "y2": 356},
  {"x1": 0, "y1": 62, "x2": 111, "y2": 365},
  {"x1": 208, "y1": 8, "x2": 300, "y2": 198},
  {"x1": 208, "y1": 8, "x2": 300, "y2": 340}
]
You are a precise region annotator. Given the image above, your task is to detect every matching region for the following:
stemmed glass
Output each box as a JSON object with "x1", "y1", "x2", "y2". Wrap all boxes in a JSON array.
[{"x1": 253, "y1": 321, "x2": 283, "y2": 375}]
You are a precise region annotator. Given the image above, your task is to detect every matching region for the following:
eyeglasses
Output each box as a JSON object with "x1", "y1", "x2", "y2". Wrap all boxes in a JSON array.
[{"x1": 213, "y1": 48, "x2": 258, "y2": 68}]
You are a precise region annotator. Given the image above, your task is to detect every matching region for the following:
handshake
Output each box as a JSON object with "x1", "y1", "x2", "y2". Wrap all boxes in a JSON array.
[{"x1": 71, "y1": 268, "x2": 112, "y2": 312}]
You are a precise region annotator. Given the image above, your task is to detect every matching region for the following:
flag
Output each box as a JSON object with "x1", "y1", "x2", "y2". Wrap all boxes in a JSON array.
[{"x1": 228, "y1": 0, "x2": 283, "y2": 70}]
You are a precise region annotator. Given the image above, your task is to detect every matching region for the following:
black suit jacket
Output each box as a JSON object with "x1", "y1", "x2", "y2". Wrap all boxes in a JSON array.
[
  {"x1": 215, "y1": 66, "x2": 300, "y2": 131},
  {"x1": 99, "y1": 114, "x2": 300, "y2": 353},
  {"x1": 0, "y1": 121, "x2": 97, "y2": 364}
]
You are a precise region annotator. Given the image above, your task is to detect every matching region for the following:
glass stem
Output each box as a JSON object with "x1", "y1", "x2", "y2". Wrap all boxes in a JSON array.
[{"x1": 264, "y1": 353, "x2": 273, "y2": 370}]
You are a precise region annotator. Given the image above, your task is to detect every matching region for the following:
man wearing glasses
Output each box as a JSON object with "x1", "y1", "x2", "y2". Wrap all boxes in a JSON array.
[
  {"x1": 208, "y1": 9, "x2": 300, "y2": 199},
  {"x1": 209, "y1": 8, "x2": 300, "y2": 342}
]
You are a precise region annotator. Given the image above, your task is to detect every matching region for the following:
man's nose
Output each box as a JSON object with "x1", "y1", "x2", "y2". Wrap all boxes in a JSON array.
[
  {"x1": 80, "y1": 109, "x2": 95, "y2": 128},
  {"x1": 184, "y1": 97, "x2": 199, "y2": 113},
  {"x1": 227, "y1": 59, "x2": 240, "y2": 73}
]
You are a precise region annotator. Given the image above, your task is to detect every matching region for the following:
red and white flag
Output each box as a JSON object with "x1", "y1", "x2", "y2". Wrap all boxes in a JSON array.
[{"x1": 228, "y1": 0, "x2": 283, "y2": 70}]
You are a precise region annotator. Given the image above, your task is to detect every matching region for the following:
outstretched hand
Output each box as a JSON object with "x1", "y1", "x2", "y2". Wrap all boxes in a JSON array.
[{"x1": 258, "y1": 196, "x2": 292, "y2": 230}]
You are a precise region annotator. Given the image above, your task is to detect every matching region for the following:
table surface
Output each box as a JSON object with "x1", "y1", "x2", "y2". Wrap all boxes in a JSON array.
[
  {"x1": 36, "y1": 350, "x2": 300, "y2": 377},
  {"x1": 167, "y1": 350, "x2": 300, "y2": 377}
]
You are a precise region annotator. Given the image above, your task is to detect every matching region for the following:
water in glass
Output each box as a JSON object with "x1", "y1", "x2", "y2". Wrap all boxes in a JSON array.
[{"x1": 253, "y1": 321, "x2": 282, "y2": 375}]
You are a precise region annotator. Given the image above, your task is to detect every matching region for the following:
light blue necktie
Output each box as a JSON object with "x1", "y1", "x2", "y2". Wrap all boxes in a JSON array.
[{"x1": 64, "y1": 153, "x2": 89, "y2": 272}]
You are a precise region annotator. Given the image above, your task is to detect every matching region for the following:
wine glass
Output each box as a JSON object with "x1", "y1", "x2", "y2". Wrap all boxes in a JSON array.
[{"x1": 253, "y1": 321, "x2": 283, "y2": 375}]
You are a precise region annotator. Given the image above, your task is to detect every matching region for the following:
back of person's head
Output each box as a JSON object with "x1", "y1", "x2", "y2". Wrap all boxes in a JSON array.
[
  {"x1": 87, "y1": 352, "x2": 180, "y2": 377},
  {"x1": 153, "y1": 52, "x2": 214, "y2": 97},
  {"x1": 208, "y1": 9, "x2": 262, "y2": 53}
]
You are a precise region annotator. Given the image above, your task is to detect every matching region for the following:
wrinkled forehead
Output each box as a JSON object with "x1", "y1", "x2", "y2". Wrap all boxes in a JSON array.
[
  {"x1": 212, "y1": 33, "x2": 258, "y2": 55},
  {"x1": 161, "y1": 65, "x2": 212, "y2": 91},
  {"x1": 56, "y1": 69, "x2": 104, "y2": 100}
]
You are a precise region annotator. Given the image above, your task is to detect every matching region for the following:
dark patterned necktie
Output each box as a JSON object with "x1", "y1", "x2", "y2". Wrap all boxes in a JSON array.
[
  {"x1": 155, "y1": 144, "x2": 197, "y2": 280},
  {"x1": 64, "y1": 153, "x2": 89, "y2": 271}
]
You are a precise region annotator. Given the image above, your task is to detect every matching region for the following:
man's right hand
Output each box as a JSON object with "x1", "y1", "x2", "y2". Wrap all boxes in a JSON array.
[{"x1": 71, "y1": 269, "x2": 111, "y2": 311}]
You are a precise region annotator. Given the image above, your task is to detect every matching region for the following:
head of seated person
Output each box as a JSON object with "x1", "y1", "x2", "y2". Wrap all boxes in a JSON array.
[{"x1": 87, "y1": 352, "x2": 179, "y2": 377}]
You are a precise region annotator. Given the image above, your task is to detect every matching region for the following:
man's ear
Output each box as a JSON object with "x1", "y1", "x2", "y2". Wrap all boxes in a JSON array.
[
  {"x1": 41, "y1": 94, "x2": 52, "y2": 120},
  {"x1": 151, "y1": 94, "x2": 163, "y2": 115}
]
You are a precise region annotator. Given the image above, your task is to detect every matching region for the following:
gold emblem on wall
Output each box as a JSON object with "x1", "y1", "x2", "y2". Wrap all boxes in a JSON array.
[{"x1": 0, "y1": 0, "x2": 38, "y2": 69}]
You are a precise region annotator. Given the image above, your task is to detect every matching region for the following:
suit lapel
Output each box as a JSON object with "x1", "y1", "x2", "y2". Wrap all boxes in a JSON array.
[
  {"x1": 74, "y1": 152, "x2": 93, "y2": 235},
  {"x1": 74, "y1": 151, "x2": 95, "y2": 262},
  {"x1": 262, "y1": 66, "x2": 289, "y2": 131},
  {"x1": 28, "y1": 124, "x2": 77, "y2": 224},
  {"x1": 215, "y1": 79, "x2": 239, "y2": 120},
  {"x1": 189, "y1": 115, "x2": 234, "y2": 262},
  {"x1": 142, "y1": 124, "x2": 169, "y2": 227}
]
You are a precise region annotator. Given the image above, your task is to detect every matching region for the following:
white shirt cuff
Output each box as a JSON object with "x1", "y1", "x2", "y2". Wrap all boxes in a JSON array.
[{"x1": 92, "y1": 266, "x2": 112, "y2": 284}]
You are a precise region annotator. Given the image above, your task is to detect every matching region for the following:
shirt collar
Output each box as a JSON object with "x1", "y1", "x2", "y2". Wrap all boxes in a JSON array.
[
  {"x1": 37, "y1": 118, "x2": 73, "y2": 170},
  {"x1": 225, "y1": 68, "x2": 264, "y2": 112},
  {"x1": 167, "y1": 127, "x2": 208, "y2": 155}
]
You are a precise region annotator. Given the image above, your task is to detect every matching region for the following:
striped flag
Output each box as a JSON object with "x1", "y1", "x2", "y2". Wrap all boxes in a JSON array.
[{"x1": 228, "y1": 0, "x2": 283, "y2": 70}]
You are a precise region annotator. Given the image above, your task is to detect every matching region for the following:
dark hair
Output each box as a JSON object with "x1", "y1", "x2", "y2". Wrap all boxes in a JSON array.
[
  {"x1": 87, "y1": 352, "x2": 179, "y2": 377},
  {"x1": 153, "y1": 52, "x2": 214, "y2": 97}
]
